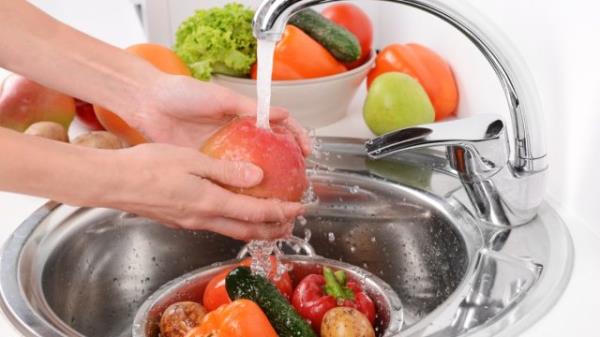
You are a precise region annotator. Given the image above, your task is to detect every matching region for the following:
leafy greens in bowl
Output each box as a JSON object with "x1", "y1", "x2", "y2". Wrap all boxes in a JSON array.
[{"x1": 174, "y1": 3, "x2": 256, "y2": 81}]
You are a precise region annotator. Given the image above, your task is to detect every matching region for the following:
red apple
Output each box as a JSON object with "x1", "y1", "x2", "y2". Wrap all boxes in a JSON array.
[
  {"x1": 201, "y1": 117, "x2": 307, "y2": 202},
  {"x1": 75, "y1": 98, "x2": 104, "y2": 130},
  {"x1": 0, "y1": 74, "x2": 75, "y2": 132}
]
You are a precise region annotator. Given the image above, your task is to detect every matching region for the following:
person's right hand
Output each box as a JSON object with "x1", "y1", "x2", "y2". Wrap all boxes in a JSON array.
[{"x1": 106, "y1": 143, "x2": 303, "y2": 240}]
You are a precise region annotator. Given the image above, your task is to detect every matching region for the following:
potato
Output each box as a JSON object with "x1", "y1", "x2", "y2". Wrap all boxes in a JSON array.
[
  {"x1": 71, "y1": 131, "x2": 122, "y2": 149},
  {"x1": 24, "y1": 121, "x2": 68, "y2": 142},
  {"x1": 321, "y1": 307, "x2": 376, "y2": 337},
  {"x1": 159, "y1": 301, "x2": 207, "y2": 337}
]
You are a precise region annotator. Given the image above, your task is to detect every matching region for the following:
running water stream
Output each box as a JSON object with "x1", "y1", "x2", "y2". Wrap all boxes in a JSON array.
[
  {"x1": 247, "y1": 40, "x2": 282, "y2": 278},
  {"x1": 248, "y1": 40, "x2": 321, "y2": 279},
  {"x1": 255, "y1": 40, "x2": 276, "y2": 129}
]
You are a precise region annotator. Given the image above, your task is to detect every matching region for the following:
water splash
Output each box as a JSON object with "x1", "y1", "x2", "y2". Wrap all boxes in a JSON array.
[{"x1": 247, "y1": 240, "x2": 276, "y2": 278}]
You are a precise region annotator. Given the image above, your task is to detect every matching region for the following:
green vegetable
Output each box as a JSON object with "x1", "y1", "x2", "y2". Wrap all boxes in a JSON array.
[
  {"x1": 174, "y1": 3, "x2": 256, "y2": 80},
  {"x1": 226, "y1": 267, "x2": 316, "y2": 337},
  {"x1": 289, "y1": 9, "x2": 361, "y2": 62},
  {"x1": 323, "y1": 267, "x2": 354, "y2": 300}
]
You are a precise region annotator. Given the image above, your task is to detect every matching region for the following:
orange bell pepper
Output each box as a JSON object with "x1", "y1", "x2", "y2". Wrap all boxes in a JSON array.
[
  {"x1": 367, "y1": 43, "x2": 458, "y2": 121},
  {"x1": 185, "y1": 299, "x2": 278, "y2": 337},
  {"x1": 251, "y1": 25, "x2": 346, "y2": 80}
]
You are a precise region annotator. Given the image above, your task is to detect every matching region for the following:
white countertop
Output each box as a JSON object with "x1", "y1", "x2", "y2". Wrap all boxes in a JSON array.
[{"x1": 1, "y1": 0, "x2": 599, "y2": 336}]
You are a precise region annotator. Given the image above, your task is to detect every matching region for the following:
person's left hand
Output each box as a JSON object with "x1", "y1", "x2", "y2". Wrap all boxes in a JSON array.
[{"x1": 127, "y1": 74, "x2": 311, "y2": 155}]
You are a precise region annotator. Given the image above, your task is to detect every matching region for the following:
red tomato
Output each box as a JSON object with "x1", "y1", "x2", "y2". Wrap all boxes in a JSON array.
[
  {"x1": 75, "y1": 99, "x2": 104, "y2": 130},
  {"x1": 202, "y1": 257, "x2": 293, "y2": 311},
  {"x1": 202, "y1": 268, "x2": 231, "y2": 312},
  {"x1": 367, "y1": 43, "x2": 459, "y2": 120},
  {"x1": 322, "y1": 4, "x2": 373, "y2": 68}
]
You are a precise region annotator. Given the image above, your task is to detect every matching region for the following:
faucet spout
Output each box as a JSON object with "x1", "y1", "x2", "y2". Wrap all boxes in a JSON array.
[{"x1": 254, "y1": 0, "x2": 320, "y2": 41}]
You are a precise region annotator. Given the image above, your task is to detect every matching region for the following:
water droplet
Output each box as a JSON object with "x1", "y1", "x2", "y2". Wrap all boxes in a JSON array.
[
  {"x1": 304, "y1": 228, "x2": 312, "y2": 242},
  {"x1": 297, "y1": 215, "x2": 307, "y2": 226},
  {"x1": 328, "y1": 232, "x2": 336, "y2": 242}
]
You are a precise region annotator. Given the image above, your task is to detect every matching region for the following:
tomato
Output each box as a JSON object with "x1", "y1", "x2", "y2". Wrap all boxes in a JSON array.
[
  {"x1": 93, "y1": 43, "x2": 191, "y2": 145},
  {"x1": 202, "y1": 257, "x2": 293, "y2": 311},
  {"x1": 251, "y1": 25, "x2": 346, "y2": 80},
  {"x1": 74, "y1": 99, "x2": 104, "y2": 130},
  {"x1": 367, "y1": 43, "x2": 458, "y2": 120},
  {"x1": 322, "y1": 4, "x2": 373, "y2": 69},
  {"x1": 202, "y1": 268, "x2": 232, "y2": 312}
]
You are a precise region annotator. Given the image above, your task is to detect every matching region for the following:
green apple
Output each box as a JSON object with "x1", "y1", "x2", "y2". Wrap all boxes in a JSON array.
[{"x1": 363, "y1": 72, "x2": 435, "y2": 135}]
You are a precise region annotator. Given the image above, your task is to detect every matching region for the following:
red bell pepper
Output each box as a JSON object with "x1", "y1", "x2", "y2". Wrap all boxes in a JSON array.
[{"x1": 291, "y1": 267, "x2": 376, "y2": 331}]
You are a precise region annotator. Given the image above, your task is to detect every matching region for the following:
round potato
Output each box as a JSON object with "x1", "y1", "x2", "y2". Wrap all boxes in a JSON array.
[
  {"x1": 71, "y1": 131, "x2": 122, "y2": 149},
  {"x1": 159, "y1": 301, "x2": 207, "y2": 337},
  {"x1": 24, "y1": 121, "x2": 68, "y2": 142},
  {"x1": 321, "y1": 307, "x2": 376, "y2": 337}
]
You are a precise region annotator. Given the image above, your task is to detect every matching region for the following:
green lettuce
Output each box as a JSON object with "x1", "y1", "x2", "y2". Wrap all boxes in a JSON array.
[{"x1": 174, "y1": 3, "x2": 256, "y2": 81}]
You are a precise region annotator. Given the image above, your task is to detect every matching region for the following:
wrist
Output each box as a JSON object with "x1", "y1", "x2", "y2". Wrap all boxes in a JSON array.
[
  {"x1": 59, "y1": 147, "x2": 124, "y2": 208},
  {"x1": 80, "y1": 147, "x2": 139, "y2": 209},
  {"x1": 112, "y1": 67, "x2": 166, "y2": 131}
]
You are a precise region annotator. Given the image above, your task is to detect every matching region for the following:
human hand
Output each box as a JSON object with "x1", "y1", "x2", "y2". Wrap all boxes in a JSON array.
[
  {"x1": 127, "y1": 74, "x2": 311, "y2": 155},
  {"x1": 105, "y1": 143, "x2": 303, "y2": 240}
]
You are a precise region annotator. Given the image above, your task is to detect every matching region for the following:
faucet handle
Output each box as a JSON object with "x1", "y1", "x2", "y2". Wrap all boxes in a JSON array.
[
  {"x1": 366, "y1": 114, "x2": 504, "y2": 158},
  {"x1": 366, "y1": 114, "x2": 509, "y2": 179}
]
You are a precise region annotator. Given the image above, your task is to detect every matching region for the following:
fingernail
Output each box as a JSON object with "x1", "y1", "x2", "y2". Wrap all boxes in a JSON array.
[{"x1": 243, "y1": 164, "x2": 263, "y2": 185}]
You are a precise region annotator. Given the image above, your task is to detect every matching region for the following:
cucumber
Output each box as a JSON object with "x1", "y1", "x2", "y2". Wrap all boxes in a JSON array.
[
  {"x1": 289, "y1": 9, "x2": 361, "y2": 62},
  {"x1": 226, "y1": 267, "x2": 316, "y2": 337}
]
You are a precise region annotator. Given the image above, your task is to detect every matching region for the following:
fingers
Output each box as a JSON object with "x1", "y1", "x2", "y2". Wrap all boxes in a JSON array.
[
  {"x1": 221, "y1": 87, "x2": 289, "y2": 122},
  {"x1": 282, "y1": 117, "x2": 312, "y2": 157},
  {"x1": 267, "y1": 106, "x2": 290, "y2": 121},
  {"x1": 202, "y1": 218, "x2": 294, "y2": 241},
  {"x1": 213, "y1": 185, "x2": 304, "y2": 223},
  {"x1": 162, "y1": 217, "x2": 292, "y2": 241},
  {"x1": 192, "y1": 156, "x2": 264, "y2": 188}
]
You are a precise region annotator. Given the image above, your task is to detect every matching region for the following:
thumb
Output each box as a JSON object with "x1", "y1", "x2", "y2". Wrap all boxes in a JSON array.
[{"x1": 197, "y1": 157, "x2": 264, "y2": 188}]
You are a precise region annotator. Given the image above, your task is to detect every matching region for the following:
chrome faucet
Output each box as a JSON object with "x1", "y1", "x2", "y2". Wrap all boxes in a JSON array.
[{"x1": 253, "y1": 0, "x2": 547, "y2": 226}]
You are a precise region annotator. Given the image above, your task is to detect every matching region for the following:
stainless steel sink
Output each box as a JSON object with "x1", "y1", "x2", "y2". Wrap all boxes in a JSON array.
[{"x1": 0, "y1": 137, "x2": 573, "y2": 337}]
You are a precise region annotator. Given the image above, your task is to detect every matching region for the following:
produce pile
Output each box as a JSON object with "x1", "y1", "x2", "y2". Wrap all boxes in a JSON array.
[
  {"x1": 173, "y1": 3, "x2": 373, "y2": 81},
  {"x1": 364, "y1": 43, "x2": 459, "y2": 134},
  {"x1": 0, "y1": 43, "x2": 190, "y2": 148},
  {"x1": 171, "y1": 2, "x2": 459, "y2": 134},
  {"x1": 158, "y1": 259, "x2": 378, "y2": 337}
]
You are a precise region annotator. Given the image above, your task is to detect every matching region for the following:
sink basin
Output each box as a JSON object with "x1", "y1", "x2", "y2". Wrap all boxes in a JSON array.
[{"x1": 0, "y1": 137, "x2": 573, "y2": 337}]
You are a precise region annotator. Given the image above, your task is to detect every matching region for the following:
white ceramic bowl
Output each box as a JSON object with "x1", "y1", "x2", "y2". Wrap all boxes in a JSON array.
[{"x1": 213, "y1": 53, "x2": 375, "y2": 128}]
